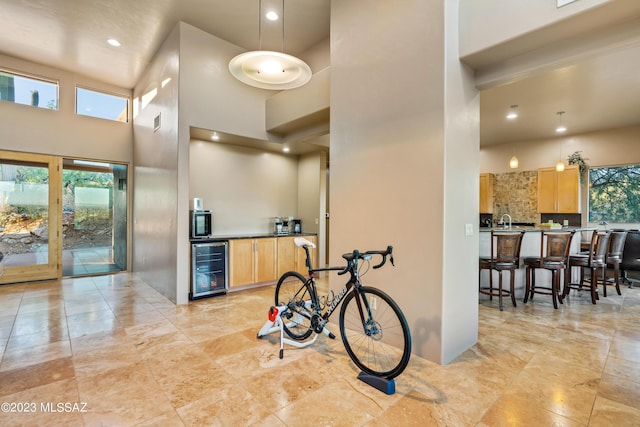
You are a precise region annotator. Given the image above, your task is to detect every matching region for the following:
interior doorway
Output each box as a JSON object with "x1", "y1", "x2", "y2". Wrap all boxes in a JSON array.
[{"x1": 61, "y1": 159, "x2": 127, "y2": 277}]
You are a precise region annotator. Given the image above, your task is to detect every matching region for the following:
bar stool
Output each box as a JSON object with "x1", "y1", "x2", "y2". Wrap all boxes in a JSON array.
[
  {"x1": 523, "y1": 230, "x2": 575, "y2": 309},
  {"x1": 479, "y1": 230, "x2": 525, "y2": 311},
  {"x1": 603, "y1": 229, "x2": 627, "y2": 296},
  {"x1": 562, "y1": 230, "x2": 610, "y2": 304}
]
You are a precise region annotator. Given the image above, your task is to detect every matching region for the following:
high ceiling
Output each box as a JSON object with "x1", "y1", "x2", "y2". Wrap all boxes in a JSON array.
[{"x1": 0, "y1": 0, "x2": 639, "y2": 147}]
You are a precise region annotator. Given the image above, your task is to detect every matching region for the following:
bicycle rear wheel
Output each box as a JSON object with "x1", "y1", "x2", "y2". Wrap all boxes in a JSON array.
[
  {"x1": 274, "y1": 271, "x2": 314, "y2": 340},
  {"x1": 339, "y1": 286, "x2": 411, "y2": 379}
]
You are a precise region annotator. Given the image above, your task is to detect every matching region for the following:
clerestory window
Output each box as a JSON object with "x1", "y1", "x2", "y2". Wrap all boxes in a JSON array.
[{"x1": 0, "y1": 69, "x2": 58, "y2": 110}]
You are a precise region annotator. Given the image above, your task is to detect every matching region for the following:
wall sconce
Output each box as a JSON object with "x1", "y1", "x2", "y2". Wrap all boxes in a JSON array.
[{"x1": 506, "y1": 105, "x2": 518, "y2": 120}]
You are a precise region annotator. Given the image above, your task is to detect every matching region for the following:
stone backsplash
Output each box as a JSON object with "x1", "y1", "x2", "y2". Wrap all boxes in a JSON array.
[{"x1": 493, "y1": 170, "x2": 538, "y2": 224}]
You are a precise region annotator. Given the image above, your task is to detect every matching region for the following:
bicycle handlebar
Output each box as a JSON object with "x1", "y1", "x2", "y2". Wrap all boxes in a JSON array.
[{"x1": 337, "y1": 245, "x2": 394, "y2": 275}]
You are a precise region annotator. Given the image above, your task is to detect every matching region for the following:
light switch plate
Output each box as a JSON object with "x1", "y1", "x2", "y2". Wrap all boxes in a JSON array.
[{"x1": 465, "y1": 224, "x2": 473, "y2": 236}]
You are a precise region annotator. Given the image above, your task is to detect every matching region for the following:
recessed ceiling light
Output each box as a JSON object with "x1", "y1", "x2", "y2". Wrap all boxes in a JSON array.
[
  {"x1": 211, "y1": 133, "x2": 220, "y2": 141},
  {"x1": 266, "y1": 10, "x2": 279, "y2": 20},
  {"x1": 107, "y1": 38, "x2": 121, "y2": 47}
]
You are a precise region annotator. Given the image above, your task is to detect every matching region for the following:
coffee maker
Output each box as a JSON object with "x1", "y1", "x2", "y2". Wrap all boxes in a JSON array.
[
  {"x1": 274, "y1": 217, "x2": 284, "y2": 234},
  {"x1": 292, "y1": 219, "x2": 301, "y2": 234}
]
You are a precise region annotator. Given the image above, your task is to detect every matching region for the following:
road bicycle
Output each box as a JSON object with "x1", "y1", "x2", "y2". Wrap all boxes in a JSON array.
[{"x1": 271, "y1": 237, "x2": 411, "y2": 380}]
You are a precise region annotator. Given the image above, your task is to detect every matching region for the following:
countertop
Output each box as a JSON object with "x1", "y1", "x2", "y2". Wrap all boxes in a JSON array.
[
  {"x1": 479, "y1": 226, "x2": 596, "y2": 232},
  {"x1": 190, "y1": 232, "x2": 317, "y2": 243}
]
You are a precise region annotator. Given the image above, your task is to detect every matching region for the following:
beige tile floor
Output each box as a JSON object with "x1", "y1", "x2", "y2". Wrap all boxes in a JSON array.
[{"x1": 0, "y1": 273, "x2": 639, "y2": 426}]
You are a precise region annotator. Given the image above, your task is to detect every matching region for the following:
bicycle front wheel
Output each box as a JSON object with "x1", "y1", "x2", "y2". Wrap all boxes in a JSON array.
[
  {"x1": 275, "y1": 271, "x2": 314, "y2": 340},
  {"x1": 339, "y1": 286, "x2": 411, "y2": 379}
]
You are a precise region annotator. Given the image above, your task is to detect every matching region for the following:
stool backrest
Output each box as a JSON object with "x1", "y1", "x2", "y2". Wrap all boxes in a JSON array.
[
  {"x1": 607, "y1": 230, "x2": 628, "y2": 260},
  {"x1": 491, "y1": 230, "x2": 525, "y2": 264},
  {"x1": 593, "y1": 231, "x2": 611, "y2": 264},
  {"x1": 541, "y1": 231, "x2": 575, "y2": 263}
]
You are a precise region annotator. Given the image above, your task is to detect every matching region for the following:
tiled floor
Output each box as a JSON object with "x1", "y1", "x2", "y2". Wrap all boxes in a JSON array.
[{"x1": 0, "y1": 273, "x2": 639, "y2": 426}]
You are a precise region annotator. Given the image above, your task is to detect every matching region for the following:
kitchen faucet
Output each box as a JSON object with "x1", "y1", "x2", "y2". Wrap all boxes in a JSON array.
[{"x1": 500, "y1": 214, "x2": 512, "y2": 230}]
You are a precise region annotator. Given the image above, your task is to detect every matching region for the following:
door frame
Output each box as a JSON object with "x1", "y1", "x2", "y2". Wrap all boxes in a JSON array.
[{"x1": 0, "y1": 150, "x2": 62, "y2": 284}]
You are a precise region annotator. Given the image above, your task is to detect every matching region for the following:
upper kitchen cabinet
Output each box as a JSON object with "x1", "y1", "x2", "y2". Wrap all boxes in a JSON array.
[
  {"x1": 537, "y1": 166, "x2": 580, "y2": 213},
  {"x1": 479, "y1": 173, "x2": 494, "y2": 213}
]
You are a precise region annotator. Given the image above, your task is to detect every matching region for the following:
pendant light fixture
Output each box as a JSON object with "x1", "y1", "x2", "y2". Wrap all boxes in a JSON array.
[
  {"x1": 509, "y1": 156, "x2": 519, "y2": 169},
  {"x1": 555, "y1": 111, "x2": 567, "y2": 133},
  {"x1": 229, "y1": 0, "x2": 312, "y2": 90},
  {"x1": 555, "y1": 112, "x2": 566, "y2": 171}
]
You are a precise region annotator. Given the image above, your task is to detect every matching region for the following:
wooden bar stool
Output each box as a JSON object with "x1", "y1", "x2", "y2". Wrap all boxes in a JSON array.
[
  {"x1": 523, "y1": 230, "x2": 575, "y2": 309},
  {"x1": 562, "y1": 230, "x2": 610, "y2": 304},
  {"x1": 479, "y1": 230, "x2": 525, "y2": 311},
  {"x1": 603, "y1": 229, "x2": 627, "y2": 296}
]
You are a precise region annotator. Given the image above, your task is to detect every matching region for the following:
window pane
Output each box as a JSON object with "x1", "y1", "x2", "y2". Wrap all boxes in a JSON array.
[
  {"x1": 0, "y1": 160, "x2": 50, "y2": 266},
  {"x1": 589, "y1": 165, "x2": 640, "y2": 223},
  {"x1": 0, "y1": 70, "x2": 58, "y2": 109},
  {"x1": 76, "y1": 87, "x2": 128, "y2": 122}
]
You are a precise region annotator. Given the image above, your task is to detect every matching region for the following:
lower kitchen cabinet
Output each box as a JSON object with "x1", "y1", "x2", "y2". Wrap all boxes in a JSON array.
[
  {"x1": 229, "y1": 237, "x2": 277, "y2": 288},
  {"x1": 277, "y1": 235, "x2": 317, "y2": 277},
  {"x1": 228, "y1": 235, "x2": 317, "y2": 289}
]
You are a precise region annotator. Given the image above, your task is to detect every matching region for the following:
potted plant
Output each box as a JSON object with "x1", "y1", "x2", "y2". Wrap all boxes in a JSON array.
[{"x1": 567, "y1": 151, "x2": 589, "y2": 184}]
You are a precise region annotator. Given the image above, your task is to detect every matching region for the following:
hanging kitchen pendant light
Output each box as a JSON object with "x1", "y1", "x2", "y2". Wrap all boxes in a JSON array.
[
  {"x1": 555, "y1": 112, "x2": 566, "y2": 171},
  {"x1": 555, "y1": 111, "x2": 567, "y2": 133},
  {"x1": 229, "y1": 0, "x2": 311, "y2": 90},
  {"x1": 509, "y1": 156, "x2": 519, "y2": 169}
]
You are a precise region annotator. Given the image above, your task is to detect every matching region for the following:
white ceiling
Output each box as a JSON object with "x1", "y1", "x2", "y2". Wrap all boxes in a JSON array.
[{"x1": 0, "y1": 0, "x2": 639, "y2": 147}]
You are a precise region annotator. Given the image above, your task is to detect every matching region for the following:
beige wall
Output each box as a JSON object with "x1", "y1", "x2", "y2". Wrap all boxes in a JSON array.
[
  {"x1": 297, "y1": 152, "x2": 327, "y2": 267},
  {"x1": 459, "y1": 0, "x2": 610, "y2": 58},
  {"x1": 189, "y1": 140, "x2": 299, "y2": 235},
  {"x1": 0, "y1": 53, "x2": 132, "y2": 162},
  {"x1": 132, "y1": 24, "x2": 181, "y2": 302},
  {"x1": 331, "y1": 0, "x2": 479, "y2": 364},
  {"x1": 133, "y1": 22, "x2": 326, "y2": 303},
  {"x1": 480, "y1": 125, "x2": 640, "y2": 174}
]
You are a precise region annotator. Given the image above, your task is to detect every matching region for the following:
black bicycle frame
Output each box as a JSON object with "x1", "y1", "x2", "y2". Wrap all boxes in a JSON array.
[{"x1": 305, "y1": 251, "x2": 372, "y2": 328}]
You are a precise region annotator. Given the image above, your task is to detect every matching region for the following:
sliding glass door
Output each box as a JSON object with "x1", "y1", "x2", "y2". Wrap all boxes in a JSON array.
[
  {"x1": 0, "y1": 151, "x2": 128, "y2": 283},
  {"x1": 61, "y1": 159, "x2": 127, "y2": 277},
  {"x1": 0, "y1": 151, "x2": 61, "y2": 283}
]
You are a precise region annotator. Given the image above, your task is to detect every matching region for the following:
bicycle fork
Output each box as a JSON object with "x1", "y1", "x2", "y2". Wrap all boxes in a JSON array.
[{"x1": 352, "y1": 287, "x2": 380, "y2": 338}]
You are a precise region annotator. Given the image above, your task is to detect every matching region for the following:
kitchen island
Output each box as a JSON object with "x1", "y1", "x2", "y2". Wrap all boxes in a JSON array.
[{"x1": 479, "y1": 227, "x2": 596, "y2": 301}]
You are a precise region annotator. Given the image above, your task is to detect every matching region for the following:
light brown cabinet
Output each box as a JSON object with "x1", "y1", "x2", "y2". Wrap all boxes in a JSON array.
[
  {"x1": 537, "y1": 166, "x2": 580, "y2": 213},
  {"x1": 229, "y1": 237, "x2": 277, "y2": 287},
  {"x1": 277, "y1": 235, "x2": 317, "y2": 277},
  {"x1": 479, "y1": 173, "x2": 494, "y2": 213}
]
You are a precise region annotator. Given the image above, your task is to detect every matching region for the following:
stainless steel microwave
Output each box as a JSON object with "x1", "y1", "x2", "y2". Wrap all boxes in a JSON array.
[{"x1": 190, "y1": 210, "x2": 212, "y2": 239}]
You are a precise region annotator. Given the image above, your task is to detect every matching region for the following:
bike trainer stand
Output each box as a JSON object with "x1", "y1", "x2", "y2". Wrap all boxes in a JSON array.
[
  {"x1": 257, "y1": 305, "x2": 331, "y2": 359},
  {"x1": 257, "y1": 305, "x2": 396, "y2": 395},
  {"x1": 357, "y1": 372, "x2": 395, "y2": 395}
]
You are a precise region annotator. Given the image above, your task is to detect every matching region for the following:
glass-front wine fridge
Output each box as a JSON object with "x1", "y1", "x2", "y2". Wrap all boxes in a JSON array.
[{"x1": 190, "y1": 241, "x2": 228, "y2": 300}]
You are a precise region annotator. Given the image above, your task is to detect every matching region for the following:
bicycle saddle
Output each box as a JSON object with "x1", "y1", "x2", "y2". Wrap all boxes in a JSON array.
[{"x1": 294, "y1": 237, "x2": 316, "y2": 248}]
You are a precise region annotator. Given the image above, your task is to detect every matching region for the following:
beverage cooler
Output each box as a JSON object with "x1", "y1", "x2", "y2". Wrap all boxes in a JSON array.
[{"x1": 190, "y1": 241, "x2": 228, "y2": 300}]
